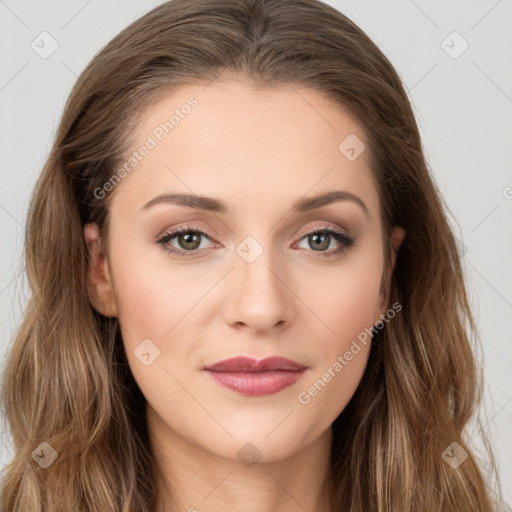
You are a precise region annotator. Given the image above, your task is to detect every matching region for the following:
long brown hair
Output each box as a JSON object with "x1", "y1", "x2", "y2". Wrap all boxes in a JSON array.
[{"x1": 0, "y1": 0, "x2": 503, "y2": 510}]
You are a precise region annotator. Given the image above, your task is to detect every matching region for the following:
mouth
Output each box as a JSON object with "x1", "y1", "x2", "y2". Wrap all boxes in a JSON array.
[{"x1": 202, "y1": 356, "x2": 308, "y2": 396}]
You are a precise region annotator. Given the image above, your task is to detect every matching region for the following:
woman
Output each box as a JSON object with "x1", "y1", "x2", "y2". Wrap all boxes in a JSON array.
[{"x1": 0, "y1": 0, "x2": 503, "y2": 510}]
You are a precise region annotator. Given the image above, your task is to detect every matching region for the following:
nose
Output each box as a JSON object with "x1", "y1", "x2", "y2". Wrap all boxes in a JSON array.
[{"x1": 222, "y1": 243, "x2": 295, "y2": 334}]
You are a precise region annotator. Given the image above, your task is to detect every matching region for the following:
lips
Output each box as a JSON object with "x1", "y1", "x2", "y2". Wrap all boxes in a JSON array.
[
  {"x1": 203, "y1": 356, "x2": 307, "y2": 396},
  {"x1": 203, "y1": 356, "x2": 307, "y2": 372}
]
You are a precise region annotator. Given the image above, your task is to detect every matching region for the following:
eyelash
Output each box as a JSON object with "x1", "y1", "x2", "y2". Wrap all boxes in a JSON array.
[{"x1": 156, "y1": 224, "x2": 355, "y2": 259}]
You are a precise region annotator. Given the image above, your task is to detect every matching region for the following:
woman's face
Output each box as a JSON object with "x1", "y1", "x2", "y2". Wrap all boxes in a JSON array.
[{"x1": 86, "y1": 77, "x2": 404, "y2": 463}]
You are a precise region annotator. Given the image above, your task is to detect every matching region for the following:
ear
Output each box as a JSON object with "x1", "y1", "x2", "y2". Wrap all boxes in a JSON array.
[
  {"x1": 389, "y1": 225, "x2": 406, "y2": 274},
  {"x1": 378, "y1": 224, "x2": 406, "y2": 312},
  {"x1": 84, "y1": 222, "x2": 118, "y2": 317}
]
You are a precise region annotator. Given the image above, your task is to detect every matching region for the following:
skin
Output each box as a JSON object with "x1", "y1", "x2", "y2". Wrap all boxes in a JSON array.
[{"x1": 85, "y1": 75, "x2": 406, "y2": 512}]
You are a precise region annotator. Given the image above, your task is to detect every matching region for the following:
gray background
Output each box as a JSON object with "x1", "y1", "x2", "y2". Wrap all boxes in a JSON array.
[{"x1": 1, "y1": 0, "x2": 511, "y2": 507}]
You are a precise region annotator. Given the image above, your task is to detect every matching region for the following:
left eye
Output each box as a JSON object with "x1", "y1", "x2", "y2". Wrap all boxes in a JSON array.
[
  {"x1": 156, "y1": 226, "x2": 354, "y2": 258},
  {"x1": 295, "y1": 228, "x2": 354, "y2": 254},
  {"x1": 157, "y1": 227, "x2": 212, "y2": 257}
]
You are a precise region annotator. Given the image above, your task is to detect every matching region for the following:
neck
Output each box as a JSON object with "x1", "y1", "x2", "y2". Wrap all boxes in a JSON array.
[{"x1": 147, "y1": 405, "x2": 333, "y2": 512}]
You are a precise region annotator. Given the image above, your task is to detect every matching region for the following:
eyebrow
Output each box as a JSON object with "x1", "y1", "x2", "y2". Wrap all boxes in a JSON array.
[{"x1": 141, "y1": 190, "x2": 369, "y2": 216}]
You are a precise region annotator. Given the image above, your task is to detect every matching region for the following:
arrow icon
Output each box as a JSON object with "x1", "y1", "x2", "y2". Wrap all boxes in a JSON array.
[
  {"x1": 31, "y1": 31, "x2": 59, "y2": 59},
  {"x1": 134, "y1": 339, "x2": 161, "y2": 366},
  {"x1": 444, "y1": 448, "x2": 455, "y2": 458},
  {"x1": 338, "y1": 134, "x2": 365, "y2": 161},
  {"x1": 441, "y1": 441, "x2": 467, "y2": 468},
  {"x1": 236, "y1": 236, "x2": 263, "y2": 263},
  {"x1": 31, "y1": 441, "x2": 58, "y2": 468},
  {"x1": 440, "y1": 31, "x2": 468, "y2": 59}
]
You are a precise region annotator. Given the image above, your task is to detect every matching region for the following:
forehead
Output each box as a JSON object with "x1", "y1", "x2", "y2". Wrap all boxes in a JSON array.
[{"x1": 109, "y1": 78, "x2": 380, "y2": 221}]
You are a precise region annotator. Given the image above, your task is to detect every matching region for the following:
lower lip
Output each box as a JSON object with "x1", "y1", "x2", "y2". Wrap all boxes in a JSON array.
[{"x1": 203, "y1": 369, "x2": 307, "y2": 396}]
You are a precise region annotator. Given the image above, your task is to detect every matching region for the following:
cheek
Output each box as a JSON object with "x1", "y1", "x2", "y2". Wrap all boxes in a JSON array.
[
  {"x1": 320, "y1": 268, "x2": 381, "y2": 328},
  {"x1": 109, "y1": 240, "x2": 200, "y2": 340},
  {"x1": 110, "y1": 249, "x2": 204, "y2": 427},
  {"x1": 294, "y1": 250, "x2": 383, "y2": 418},
  {"x1": 115, "y1": 273, "x2": 170, "y2": 340},
  {"x1": 302, "y1": 250, "x2": 384, "y2": 348}
]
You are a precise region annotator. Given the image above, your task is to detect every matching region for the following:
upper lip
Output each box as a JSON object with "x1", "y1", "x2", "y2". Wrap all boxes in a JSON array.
[{"x1": 203, "y1": 356, "x2": 307, "y2": 372}]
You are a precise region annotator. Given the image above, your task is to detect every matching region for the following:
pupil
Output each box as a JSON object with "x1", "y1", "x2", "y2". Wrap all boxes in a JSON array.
[
  {"x1": 311, "y1": 233, "x2": 328, "y2": 250},
  {"x1": 181, "y1": 232, "x2": 199, "y2": 249}
]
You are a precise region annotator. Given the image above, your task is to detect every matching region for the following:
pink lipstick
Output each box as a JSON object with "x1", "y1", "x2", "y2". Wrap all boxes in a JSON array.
[{"x1": 203, "y1": 356, "x2": 307, "y2": 396}]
